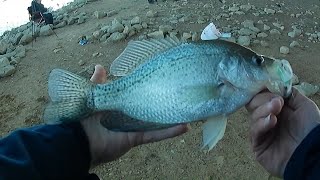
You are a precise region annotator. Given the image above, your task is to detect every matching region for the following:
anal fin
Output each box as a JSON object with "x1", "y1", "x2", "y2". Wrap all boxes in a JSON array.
[{"x1": 201, "y1": 115, "x2": 227, "y2": 151}]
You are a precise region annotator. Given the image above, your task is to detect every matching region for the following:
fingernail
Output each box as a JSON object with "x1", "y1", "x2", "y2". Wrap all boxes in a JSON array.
[{"x1": 264, "y1": 114, "x2": 271, "y2": 127}]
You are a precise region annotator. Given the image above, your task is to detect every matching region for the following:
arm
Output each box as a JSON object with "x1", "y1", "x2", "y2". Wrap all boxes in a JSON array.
[
  {"x1": 0, "y1": 122, "x2": 94, "y2": 179},
  {"x1": 284, "y1": 125, "x2": 320, "y2": 180}
]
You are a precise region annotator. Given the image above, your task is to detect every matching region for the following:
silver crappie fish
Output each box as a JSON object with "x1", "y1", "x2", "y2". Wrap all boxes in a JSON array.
[{"x1": 44, "y1": 37, "x2": 293, "y2": 151}]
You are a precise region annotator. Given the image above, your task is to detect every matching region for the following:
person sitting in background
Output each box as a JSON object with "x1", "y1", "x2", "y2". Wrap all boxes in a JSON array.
[{"x1": 28, "y1": 0, "x2": 53, "y2": 25}]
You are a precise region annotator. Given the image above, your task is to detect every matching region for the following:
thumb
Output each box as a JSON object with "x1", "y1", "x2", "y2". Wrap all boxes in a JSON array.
[{"x1": 90, "y1": 64, "x2": 107, "y2": 84}]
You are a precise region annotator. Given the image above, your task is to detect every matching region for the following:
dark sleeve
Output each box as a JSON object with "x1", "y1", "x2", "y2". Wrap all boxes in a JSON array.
[
  {"x1": 0, "y1": 122, "x2": 94, "y2": 180},
  {"x1": 284, "y1": 125, "x2": 320, "y2": 180},
  {"x1": 31, "y1": 1, "x2": 47, "y2": 13}
]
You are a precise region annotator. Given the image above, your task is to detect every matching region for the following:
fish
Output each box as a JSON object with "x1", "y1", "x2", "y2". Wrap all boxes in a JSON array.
[{"x1": 43, "y1": 37, "x2": 293, "y2": 151}]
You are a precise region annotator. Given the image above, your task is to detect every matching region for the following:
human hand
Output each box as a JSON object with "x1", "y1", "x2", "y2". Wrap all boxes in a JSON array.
[
  {"x1": 246, "y1": 89, "x2": 320, "y2": 177},
  {"x1": 80, "y1": 65, "x2": 188, "y2": 167}
]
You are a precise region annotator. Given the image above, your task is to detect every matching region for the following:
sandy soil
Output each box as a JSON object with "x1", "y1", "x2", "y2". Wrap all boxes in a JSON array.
[{"x1": 0, "y1": 0, "x2": 319, "y2": 179}]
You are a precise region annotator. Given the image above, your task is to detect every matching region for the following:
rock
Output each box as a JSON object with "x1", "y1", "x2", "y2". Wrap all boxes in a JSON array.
[
  {"x1": 159, "y1": 25, "x2": 173, "y2": 34},
  {"x1": 242, "y1": 20, "x2": 254, "y2": 28},
  {"x1": 240, "y1": 4, "x2": 252, "y2": 11},
  {"x1": 272, "y1": 22, "x2": 284, "y2": 30},
  {"x1": 294, "y1": 82, "x2": 319, "y2": 97},
  {"x1": 132, "y1": 24, "x2": 143, "y2": 32},
  {"x1": 40, "y1": 25, "x2": 54, "y2": 36},
  {"x1": 99, "y1": 33, "x2": 111, "y2": 42},
  {"x1": 107, "y1": 10, "x2": 117, "y2": 17},
  {"x1": 14, "y1": 47, "x2": 26, "y2": 58},
  {"x1": 228, "y1": 6, "x2": 240, "y2": 12},
  {"x1": 0, "y1": 40, "x2": 8, "y2": 55},
  {"x1": 249, "y1": 26, "x2": 261, "y2": 33},
  {"x1": 54, "y1": 21, "x2": 67, "y2": 28},
  {"x1": 260, "y1": 40, "x2": 269, "y2": 47},
  {"x1": 78, "y1": 59, "x2": 85, "y2": 66},
  {"x1": 264, "y1": 8, "x2": 276, "y2": 14},
  {"x1": 292, "y1": 74, "x2": 299, "y2": 85},
  {"x1": 78, "y1": 16, "x2": 86, "y2": 24},
  {"x1": 280, "y1": 46, "x2": 290, "y2": 54},
  {"x1": 147, "y1": 31, "x2": 164, "y2": 39},
  {"x1": 141, "y1": 22, "x2": 148, "y2": 29},
  {"x1": 123, "y1": 25, "x2": 132, "y2": 35},
  {"x1": 19, "y1": 33, "x2": 33, "y2": 45},
  {"x1": 0, "y1": 65, "x2": 15, "y2": 78},
  {"x1": 94, "y1": 11, "x2": 106, "y2": 19},
  {"x1": 263, "y1": 24, "x2": 271, "y2": 31},
  {"x1": 0, "y1": 57, "x2": 10, "y2": 67},
  {"x1": 290, "y1": 41, "x2": 300, "y2": 48},
  {"x1": 108, "y1": 32, "x2": 126, "y2": 42},
  {"x1": 270, "y1": 29, "x2": 281, "y2": 35},
  {"x1": 182, "y1": 32, "x2": 192, "y2": 40},
  {"x1": 191, "y1": 32, "x2": 200, "y2": 41},
  {"x1": 237, "y1": 36, "x2": 251, "y2": 46},
  {"x1": 92, "y1": 52, "x2": 103, "y2": 57},
  {"x1": 131, "y1": 16, "x2": 141, "y2": 25},
  {"x1": 257, "y1": 32, "x2": 268, "y2": 38},
  {"x1": 10, "y1": 56, "x2": 21, "y2": 65},
  {"x1": 239, "y1": 28, "x2": 254, "y2": 36},
  {"x1": 93, "y1": 30, "x2": 103, "y2": 39},
  {"x1": 67, "y1": 17, "x2": 78, "y2": 25},
  {"x1": 101, "y1": 25, "x2": 110, "y2": 33},
  {"x1": 146, "y1": 10, "x2": 157, "y2": 18},
  {"x1": 288, "y1": 28, "x2": 302, "y2": 38},
  {"x1": 13, "y1": 33, "x2": 24, "y2": 45},
  {"x1": 109, "y1": 22, "x2": 124, "y2": 33}
]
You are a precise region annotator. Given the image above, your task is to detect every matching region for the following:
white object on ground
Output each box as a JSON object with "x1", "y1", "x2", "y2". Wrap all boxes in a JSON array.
[{"x1": 201, "y1": 23, "x2": 231, "y2": 40}]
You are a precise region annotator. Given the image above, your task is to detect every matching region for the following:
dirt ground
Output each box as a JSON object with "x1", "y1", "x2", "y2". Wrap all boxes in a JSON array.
[{"x1": 0, "y1": 0, "x2": 319, "y2": 179}]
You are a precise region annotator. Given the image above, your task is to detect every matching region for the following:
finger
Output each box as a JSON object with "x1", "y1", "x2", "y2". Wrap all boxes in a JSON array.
[
  {"x1": 246, "y1": 92, "x2": 283, "y2": 112},
  {"x1": 128, "y1": 124, "x2": 189, "y2": 146},
  {"x1": 286, "y1": 88, "x2": 313, "y2": 110},
  {"x1": 251, "y1": 97, "x2": 284, "y2": 124},
  {"x1": 250, "y1": 114, "x2": 277, "y2": 147},
  {"x1": 90, "y1": 64, "x2": 107, "y2": 84}
]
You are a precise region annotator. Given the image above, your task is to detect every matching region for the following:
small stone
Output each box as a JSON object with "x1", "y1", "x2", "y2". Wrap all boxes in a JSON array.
[
  {"x1": 78, "y1": 59, "x2": 85, "y2": 66},
  {"x1": 19, "y1": 33, "x2": 33, "y2": 45},
  {"x1": 53, "y1": 48, "x2": 62, "y2": 53},
  {"x1": 77, "y1": 16, "x2": 86, "y2": 24},
  {"x1": 159, "y1": 25, "x2": 173, "y2": 34},
  {"x1": 40, "y1": 25, "x2": 54, "y2": 36},
  {"x1": 0, "y1": 65, "x2": 15, "y2": 78},
  {"x1": 147, "y1": 31, "x2": 164, "y2": 39},
  {"x1": 93, "y1": 30, "x2": 103, "y2": 39},
  {"x1": 191, "y1": 32, "x2": 200, "y2": 41},
  {"x1": 92, "y1": 52, "x2": 103, "y2": 57},
  {"x1": 257, "y1": 32, "x2": 268, "y2": 38},
  {"x1": 240, "y1": 4, "x2": 251, "y2": 11},
  {"x1": 108, "y1": 32, "x2": 126, "y2": 42},
  {"x1": 257, "y1": 20, "x2": 264, "y2": 24},
  {"x1": 260, "y1": 40, "x2": 269, "y2": 47},
  {"x1": 106, "y1": 10, "x2": 117, "y2": 17},
  {"x1": 290, "y1": 41, "x2": 300, "y2": 48},
  {"x1": 239, "y1": 28, "x2": 254, "y2": 36},
  {"x1": 270, "y1": 29, "x2": 281, "y2": 35},
  {"x1": 0, "y1": 57, "x2": 10, "y2": 67},
  {"x1": 141, "y1": 22, "x2": 148, "y2": 29},
  {"x1": 94, "y1": 11, "x2": 106, "y2": 19},
  {"x1": 99, "y1": 33, "x2": 111, "y2": 42},
  {"x1": 131, "y1": 16, "x2": 141, "y2": 25},
  {"x1": 237, "y1": 36, "x2": 251, "y2": 46},
  {"x1": 182, "y1": 32, "x2": 192, "y2": 40},
  {"x1": 229, "y1": 6, "x2": 240, "y2": 12},
  {"x1": 263, "y1": 24, "x2": 270, "y2": 31},
  {"x1": 146, "y1": 10, "x2": 157, "y2": 18},
  {"x1": 109, "y1": 22, "x2": 124, "y2": 33},
  {"x1": 123, "y1": 25, "x2": 132, "y2": 35},
  {"x1": 0, "y1": 40, "x2": 8, "y2": 54},
  {"x1": 288, "y1": 28, "x2": 302, "y2": 38},
  {"x1": 249, "y1": 26, "x2": 261, "y2": 33},
  {"x1": 67, "y1": 17, "x2": 78, "y2": 25},
  {"x1": 264, "y1": 8, "x2": 276, "y2": 14},
  {"x1": 132, "y1": 24, "x2": 143, "y2": 32},
  {"x1": 280, "y1": 46, "x2": 290, "y2": 54},
  {"x1": 242, "y1": 20, "x2": 254, "y2": 28},
  {"x1": 294, "y1": 82, "x2": 319, "y2": 97}
]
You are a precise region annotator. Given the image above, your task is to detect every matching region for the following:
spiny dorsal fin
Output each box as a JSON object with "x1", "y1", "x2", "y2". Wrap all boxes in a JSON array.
[{"x1": 110, "y1": 37, "x2": 181, "y2": 76}]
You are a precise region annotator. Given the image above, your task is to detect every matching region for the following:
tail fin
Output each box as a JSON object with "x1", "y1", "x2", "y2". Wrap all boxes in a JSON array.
[{"x1": 44, "y1": 69, "x2": 93, "y2": 124}]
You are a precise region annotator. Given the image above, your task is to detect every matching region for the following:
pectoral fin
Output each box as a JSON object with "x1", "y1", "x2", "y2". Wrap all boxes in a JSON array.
[{"x1": 201, "y1": 115, "x2": 227, "y2": 151}]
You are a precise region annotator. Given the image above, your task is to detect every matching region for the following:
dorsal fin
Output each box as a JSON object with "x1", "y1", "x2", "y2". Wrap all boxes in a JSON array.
[{"x1": 109, "y1": 37, "x2": 181, "y2": 76}]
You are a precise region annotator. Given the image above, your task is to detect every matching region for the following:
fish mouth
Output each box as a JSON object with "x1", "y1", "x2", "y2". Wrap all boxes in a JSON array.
[{"x1": 266, "y1": 59, "x2": 293, "y2": 98}]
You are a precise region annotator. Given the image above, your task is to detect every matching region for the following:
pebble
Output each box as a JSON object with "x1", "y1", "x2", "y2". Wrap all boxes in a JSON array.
[
  {"x1": 93, "y1": 30, "x2": 103, "y2": 39},
  {"x1": 94, "y1": 11, "x2": 106, "y2": 19},
  {"x1": 270, "y1": 29, "x2": 281, "y2": 35},
  {"x1": 272, "y1": 22, "x2": 284, "y2": 31},
  {"x1": 242, "y1": 20, "x2": 254, "y2": 28},
  {"x1": 228, "y1": 6, "x2": 240, "y2": 12},
  {"x1": 109, "y1": 22, "x2": 124, "y2": 33},
  {"x1": 92, "y1": 52, "x2": 103, "y2": 57},
  {"x1": 288, "y1": 28, "x2": 302, "y2": 38},
  {"x1": 132, "y1": 24, "x2": 143, "y2": 32},
  {"x1": 147, "y1": 31, "x2": 164, "y2": 39},
  {"x1": 290, "y1": 41, "x2": 300, "y2": 48},
  {"x1": 131, "y1": 16, "x2": 141, "y2": 25},
  {"x1": 78, "y1": 59, "x2": 85, "y2": 66},
  {"x1": 182, "y1": 32, "x2": 192, "y2": 40},
  {"x1": 106, "y1": 10, "x2": 117, "y2": 17},
  {"x1": 263, "y1": 24, "x2": 271, "y2": 31},
  {"x1": 109, "y1": 32, "x2": 126, "y2": 42},
  {"x1": 280, "y1": 46, "x2": 290, "y2": 54},
  {"x1": 257, "y1": 32, "x2": 268, "y2": 38},
  {"x1": 237, "y1": 36, "x2": 251, "y2": 46},
  {"x1": 239, "y1": 28, "x2": 254, "y2": 36},
  {"x1": 264, "y1": 8, "x2": 276, "y2": 14},
  {"x1": 191, "y1": 32, "x2": 200, "y2": 41},
  {"x1": 240, "y1": 4, "x2": 252, "y2": 11},
  {"x1": 146, "y1": 10, "x2": 157, "y2": 18}
]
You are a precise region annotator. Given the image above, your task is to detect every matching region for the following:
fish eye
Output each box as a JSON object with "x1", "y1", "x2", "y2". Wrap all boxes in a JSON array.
[{"x1": 252, "y1": 55, "x2": 264, "y2": 66}]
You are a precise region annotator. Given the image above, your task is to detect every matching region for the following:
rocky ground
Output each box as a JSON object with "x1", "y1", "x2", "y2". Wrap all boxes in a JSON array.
[{"x1": 0, "y1": 0, "x2": 319, "y2": 179}]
